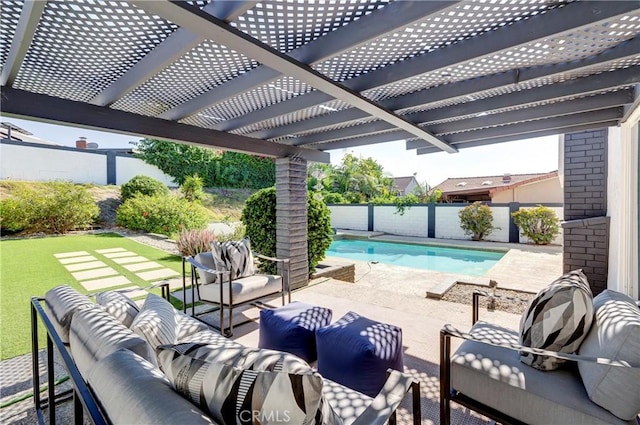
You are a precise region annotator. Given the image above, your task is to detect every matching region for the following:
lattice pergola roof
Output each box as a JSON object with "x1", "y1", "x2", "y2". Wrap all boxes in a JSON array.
[{"x1": 2, "y1": 0, "x2": 639, "y2": 162}]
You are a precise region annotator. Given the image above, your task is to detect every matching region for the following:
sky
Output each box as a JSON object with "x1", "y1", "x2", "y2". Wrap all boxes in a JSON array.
[{"x1": 4, "y1": 117, "x2": 559, "y2": 188}]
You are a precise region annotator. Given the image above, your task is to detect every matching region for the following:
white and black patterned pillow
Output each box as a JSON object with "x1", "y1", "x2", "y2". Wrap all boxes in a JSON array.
[
  {"x1": 519, "y1": 269, "x2": 594, "y2": 370},
  {"x1": 96, "y1": 290, "x2": 139, "y2": 328},
  {"x1": 220, "y1": 238, "x2": 255, "y2": 280},
  {"x1": 158, "y1": 343, "x2": 340, "y2": 425}
]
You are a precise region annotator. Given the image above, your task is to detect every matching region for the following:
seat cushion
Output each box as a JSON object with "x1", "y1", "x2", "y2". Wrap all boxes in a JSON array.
[
  {"x1": 130, "y1": 293, "x2": 208, "y2": 350},
  {"x1": 519, "y1": 269, "x2": 594, "y2": 370},
  {"x1": 322, "y1": 378, "x2": 372, "y2": 425},
  {"x1": 45, "y1": 285, "x2": 94, "y2": 344},
  {"x1": 578, "y1": 290, "x2": 640, "y2": 421},
  {"x1": 87, "y1": 349, "x2": 214, "y2": 425},
  {"x1": 198, "y1": 274, "x2": 282, "y2": 305},
  {"x1": 178, "y1": 329, "x2": 243, "y2": 350},
  {"x1": 69, "y1": 305, "x2": 156, "y2": 378},
  {"x1": 452, "y1": 321, "x2": 633, "y2": 425},
  {"x1": 157, "y1": 342, "x2": 339, "y2": 425},
  {"x1": 95, "y1": 290, "x2": 139, "y2": 328}
]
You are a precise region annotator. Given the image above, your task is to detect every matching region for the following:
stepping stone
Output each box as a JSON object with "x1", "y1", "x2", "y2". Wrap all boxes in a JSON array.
[
  {"x1": 95, "y1": 248, "x2": 127, "y2": 254},
  {"x1": 115, "y1": 286, "x2": 148, "y2": 299},
  {"x1": 58, "y1": 255, "x2": 97, "y2": 265},
  {"x1": 81, "y1": 276, "x2": 131, "y2": 292},
  {"x1": 136, "y1": 269, "x2": 179, "y2": 281},
  {"x1": 111, "y1": 256, "x2": 149, "y2": 265},
  {"x1": 122, "y1": 261, "x2": 162, "y2": 272},
  {"x1": 54, "y1": 251, "x2": 89, "y2": 258},
  {"x1": 72, "y1": 267, "x2": 119, "y2": 281},
  {"x1": 102, "y1": 251, "x2": 136, "y2": 259},
  {"x1": 64, "y1": 261, "x2": 107, "y2": 272}
]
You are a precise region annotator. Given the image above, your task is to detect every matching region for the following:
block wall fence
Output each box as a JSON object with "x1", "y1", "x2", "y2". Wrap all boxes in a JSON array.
[
  {"x1": 328, "y1": 202, "x2": 564, "y2": 245},
  {"x1": 0, "y1": 140, "x2": 175, "y2": 186}
]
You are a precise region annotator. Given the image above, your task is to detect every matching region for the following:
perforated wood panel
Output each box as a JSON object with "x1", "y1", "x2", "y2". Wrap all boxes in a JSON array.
[
  {"x1": 0, "y1": 0, "x2": 23, "y2": 71},
  {"x1": 11, "y1": 1, "x2": 178, "y2": 101},
  {"x1": 112, "y1": 40, "x2": 258, "y2": 117},
  {"x1": 314, "y1": 0, "x2": 563, "y2": 82},
  {"x1": 232, "y1": 0, "x2": 390, "y2": 53}
]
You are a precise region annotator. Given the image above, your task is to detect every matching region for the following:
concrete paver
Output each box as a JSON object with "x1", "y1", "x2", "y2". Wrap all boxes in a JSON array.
[
  {"x1": 95, "y1": 248, "x2": 127, "y2": 254},
  {"x1": 111, "y1": 256, "x2": 149, "y2": 264},
  {"x1": 122, "y1": 261, "x2": 162, "y2": 272},
  {"x1": 53, "y1": 251, "x2": 90, "y2": 258},
  {"x1": 81, "y1": 275, "x2": 131, "y2": 291},
  {"x1": 102, "y1": 251, "x2": 136, "y2": 258},
  {"x1": 64, "y1": 261, "x2": 107, "y2": 272},
  {"x1": 71, "y1": 267, "x2": 119, "y2": 281},
  {"x1": 136, "y1": 268, "x2": 179, "y2": 281},
  {"x1": 57, "y1": 255, "x2": 97, "y2": 264}
]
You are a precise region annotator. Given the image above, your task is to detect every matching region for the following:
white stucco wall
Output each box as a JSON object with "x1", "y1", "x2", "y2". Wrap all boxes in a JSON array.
[
  {"x1": 491, "y1": 176, "x2": 562, "y2": 203},
  {"x1": 116, "y1": 156, "x2": 176, "y2": 186},
  {"x1": 435, "y1": 206, "x2": 467, "y2": 239},
  {"x1": 607, "y1": 121, "x2": 639, "y2": 299},
  {"x1": 0, "y1": 143, "x2": 108, "y2": 184},
  {"x1": 328, "y1": 205, "x2": 369, "y2": 231},
  {"x1": 489, "y1": 206, "x2": 511, "y2": 242},
  {"x1": 373, "y1": 205, "x2": 428, "y2": 237}
]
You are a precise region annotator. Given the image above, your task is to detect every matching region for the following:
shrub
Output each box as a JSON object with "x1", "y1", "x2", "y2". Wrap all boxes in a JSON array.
[
  {"x1": 458, "y1": 201, "x2": 498, "y2": 241},
  {"x1": 0, "y1": 181, "x2": 99, "y2": 234},
  {"x1": 176, "y1": 228, "x2": 217, "y2": 257},
  {"x1": 216, "y1": 223, "x2": 246, "y2": 243},
  {"x1": 181, "y1": 174, "x2": 204, "y2": 202},
  {"x1": 116, "y1": 194, "x2": 208, "y2": 236},
  {"x1": 512, "y1": 205, "x2": 560, "y2": 245},
  {"x1": 321, "y1": 192, "x2": 347, "y2": 204},
  {"x1": 241, "y1": 187, "x2": 333, "y2": 275},
  {"x1": 120, "y1": 175, "x2": 169, "y2": 202}
]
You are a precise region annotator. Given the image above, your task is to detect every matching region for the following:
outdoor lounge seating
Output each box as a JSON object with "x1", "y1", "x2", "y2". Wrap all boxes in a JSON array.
[
  {"x1": 440, "y1": 289, "x2": 640, "y2": 425},
  {"x1": 184, "y1": 238, "x2": 291, "y2": 336},
  {"x1": 32, "y1": 285, "x2": 421, "y2": 425}
]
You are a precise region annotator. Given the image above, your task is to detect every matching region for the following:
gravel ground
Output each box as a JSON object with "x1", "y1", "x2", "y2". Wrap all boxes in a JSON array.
[
  {"x1": 441, "y1": 283, "x2": 536, "y2": 315},
  {"x1": 118, "y1": 230, "x2": 180, "y2": 255}
]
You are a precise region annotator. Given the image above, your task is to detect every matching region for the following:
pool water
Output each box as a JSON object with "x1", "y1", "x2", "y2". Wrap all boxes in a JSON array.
[{"x1": 327, "y1": 239, "x2": 504, "y2": 276}]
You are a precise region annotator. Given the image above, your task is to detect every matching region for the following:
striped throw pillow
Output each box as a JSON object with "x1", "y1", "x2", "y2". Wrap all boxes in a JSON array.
[
  {"x1": 221, "y1": 238, "x2": 255, "y2": 279},
  {"x1": 158, "y1": 343, "x2": 340, "y2": 424},
  {"x1": 519, "y1": 269, "x2": 594, "y2": 370}
]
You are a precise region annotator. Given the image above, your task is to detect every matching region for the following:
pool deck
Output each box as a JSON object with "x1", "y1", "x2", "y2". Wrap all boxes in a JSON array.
[{"x1": 334, "y1": 230, "x2": 563, "y2": 294}]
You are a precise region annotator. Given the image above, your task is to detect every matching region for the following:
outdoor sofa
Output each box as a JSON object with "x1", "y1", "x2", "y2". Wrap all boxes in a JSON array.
[
  {"x1": 31, "y1": 285, "x2": 420, "y2": 425},
  {"x1": 440, "y1": 277, "x2": 640, "y2": 425}
]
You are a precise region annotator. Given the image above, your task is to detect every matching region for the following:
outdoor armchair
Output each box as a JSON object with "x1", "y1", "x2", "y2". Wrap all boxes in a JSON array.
[
  {"x1": 185, "y1": 249, "x2": 290, "y2": 336},
  {"x1": 440, "y1": 290, "x2": 640, "y2": 425}
]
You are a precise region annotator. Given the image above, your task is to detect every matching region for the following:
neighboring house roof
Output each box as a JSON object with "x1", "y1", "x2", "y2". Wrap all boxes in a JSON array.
[
  {"x1": 392, "y1": 176, "x2": 418, "y2": 193},
  {"x1": 0, "y1": 126, "x2": 62, "y2": 146},
  {"x1": 433, "y1": 171, "x2": 558, "y2": 196}
]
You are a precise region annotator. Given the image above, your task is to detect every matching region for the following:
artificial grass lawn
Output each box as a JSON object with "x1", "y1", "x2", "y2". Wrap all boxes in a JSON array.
[{"x1": 0, "y1": 233, "x2": 184, "y2": 360}]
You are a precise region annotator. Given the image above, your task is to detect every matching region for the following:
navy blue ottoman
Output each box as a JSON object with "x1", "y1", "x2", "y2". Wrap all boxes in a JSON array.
[
  {"x1": 316, "y1": 312, "x2": 403, "y2": 397},
  {"x1": 258, "y1": 301, "x2": 332, "y2": 363}
]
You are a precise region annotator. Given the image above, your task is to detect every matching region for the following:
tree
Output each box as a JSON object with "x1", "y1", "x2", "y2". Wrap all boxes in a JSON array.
[{"x1": 324, "y1": 154, "x2": 395, "y2": 203}]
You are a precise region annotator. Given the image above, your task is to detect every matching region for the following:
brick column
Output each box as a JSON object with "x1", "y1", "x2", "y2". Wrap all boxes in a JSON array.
[
  {"x1": 562, "y1": 129, "x2": 609, "y2": 294},
  {"x1": 276, "y1": 157, "x2": 308, "y2": 290}
]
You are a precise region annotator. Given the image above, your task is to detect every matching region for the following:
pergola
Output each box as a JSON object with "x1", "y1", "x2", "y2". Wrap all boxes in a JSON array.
[{"x1": 2, "y1": 0, "x2": 640, "y2": 288}]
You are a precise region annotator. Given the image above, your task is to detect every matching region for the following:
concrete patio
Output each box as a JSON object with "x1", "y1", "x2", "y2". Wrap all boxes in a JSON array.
[{"x1": 1, "y1": 238, "x2": 561, "y2": 424}]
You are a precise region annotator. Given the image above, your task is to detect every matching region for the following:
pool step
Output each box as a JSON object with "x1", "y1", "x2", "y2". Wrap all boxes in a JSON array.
[{"x1": 426, "y1": 277, "x2": 495, "y2": 300}]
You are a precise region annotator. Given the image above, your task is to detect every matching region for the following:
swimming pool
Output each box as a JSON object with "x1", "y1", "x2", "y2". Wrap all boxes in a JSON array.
[{"x1": 327, "y1": 239, "x2": 504, "y2": 276}]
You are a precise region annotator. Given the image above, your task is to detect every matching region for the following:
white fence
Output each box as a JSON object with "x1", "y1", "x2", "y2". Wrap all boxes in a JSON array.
[
  {"x1": 1, "y1": 140, "x2": 175, "y2": 186},
  {"x1": 330, "y1": 203, "x2": 564, "y2": 245}
]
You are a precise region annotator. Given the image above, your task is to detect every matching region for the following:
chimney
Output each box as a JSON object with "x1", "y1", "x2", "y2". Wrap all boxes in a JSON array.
[
  {"x1": 76, "y1": 137, "x2": 87, "y2": 149},
  {"x1": 502, "y1": 173, "x2": 511, "y2": 183}
]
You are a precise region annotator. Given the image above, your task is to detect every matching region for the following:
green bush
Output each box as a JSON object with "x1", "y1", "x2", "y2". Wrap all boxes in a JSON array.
[
  {"x1": 321, "y1": 192, "x2": 348, "y2": 204},
  {"x1": 116, "y1": 194, "x2": 208, "y2": 236},
  {"x1": 181, "y1": 174, "x2": 204, "y2": 202},
  {"x1": 512, "y1": 205, "x2": 560, "y2": 245},
  {"x1": 241, "y1": 187, "x2": 333, "y2": 275},
  {"x1": 120, "y1": 175, "x2": 169, "y2": 202},
  {"x1": 0, "y1": 181, "x2": 98, "y2": 234},
  {"x1": 458, "y1": 201, "x2": 498, "y2": 241}
]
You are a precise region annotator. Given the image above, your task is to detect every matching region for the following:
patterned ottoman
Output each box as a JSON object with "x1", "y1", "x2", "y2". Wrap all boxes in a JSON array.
[
  {"x1": 258, "y1": 301, "x2": 332, "y2": 363},
  {"x1": 316, "y1": 312, "x2": 403, "y2": 397}
]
